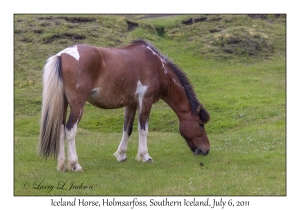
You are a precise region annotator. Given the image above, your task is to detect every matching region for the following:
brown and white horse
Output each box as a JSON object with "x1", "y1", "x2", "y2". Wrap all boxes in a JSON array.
[{"x1": 39, "y1": 40, "x2": 210, "y2": 172}]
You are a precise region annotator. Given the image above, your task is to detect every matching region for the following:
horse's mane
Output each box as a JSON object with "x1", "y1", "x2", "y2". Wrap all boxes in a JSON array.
[{"x1": 131, "y1": 39, "x2": 203, "y2": 116}]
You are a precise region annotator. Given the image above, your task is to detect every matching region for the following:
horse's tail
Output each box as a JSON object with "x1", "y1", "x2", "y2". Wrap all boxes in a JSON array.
[{"x1": 39, "y1": 55, "x2": 64, "y2": 157}]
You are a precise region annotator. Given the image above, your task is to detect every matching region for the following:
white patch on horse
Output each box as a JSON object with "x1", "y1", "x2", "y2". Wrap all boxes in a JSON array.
[
  {"x1": 173, "y1": 78, "x2": 181, "y2": 87},
  {"x1": 135, "y1": 80, "x2": 148, "y2": 112},
  {"x1": 146, "y1": 46, "x2": 167, "y2": 74},
  {"x1": 90, "y1": 88, "x2": 99, "y2": 95},
  {"x1": 137, "y1": 121, "x2": 152, "y2": 162},
  {"x1": 57, "y1": 45, "x2": 80, "y2": 61},
  {"x1": 65, "y1": 122, "x2": 82, "y2": 171},
  {"x1": 113, "y1": 131, "x2": 129, "y2": 162}
]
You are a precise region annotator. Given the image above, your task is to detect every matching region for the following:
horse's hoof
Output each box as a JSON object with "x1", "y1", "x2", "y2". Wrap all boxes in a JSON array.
[
  {"x1": 57, "y1": 167, "x2": 66, "y2": 172},
  {"x1": 136, "y1": 153, "x2": 153, "y2": 162},
  {"x1": 117, "y1": 157, "x2": 127, "y2": 162},
  {"x1": 57, "y1": 162, "x2": 66, "y2": 172},
  {"x1": 143, "y1": 157, "x2": 153, "y2": 163},
  {"x1": 114, "y1": 152, "x2": 127, "y2": 162},
  {"x1": 67, "y1": 162, "x2": 83, "y2": 172},
  {"x1": 73, "y1": 166, "x2": 83, "y2": 172}
]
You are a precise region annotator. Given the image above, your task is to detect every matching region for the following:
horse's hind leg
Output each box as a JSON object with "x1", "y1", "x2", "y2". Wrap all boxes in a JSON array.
[
  {"x1": 65, "y1": 106, "x2": 84, "y2": 171},
  {"x1": 57, "y1": 99, "x2": 67, "y2": 171},
  {"x1": 114, "y1": 105, "x2": 137, "y2": 162},
  {"x1": 57, "y1": 124, "x2": 66, "y2": 171}
]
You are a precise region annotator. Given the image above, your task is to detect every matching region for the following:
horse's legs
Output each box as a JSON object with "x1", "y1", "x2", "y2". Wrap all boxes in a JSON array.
[
  {"x1": 65, "y1": 106, "x2": 84, "y2": 171},
  {"x1": 136, "y1": 99, "x2": 153, "y2": 162},
  {"x1": 57, "y1": 125, "x2": 66, "y2": 171},
  {"x1": 114, "y1": 105, "x2": 137, "y2": 162},
  {"x1": 57, "y1": 99, "x2": 67, "y2": 171}
]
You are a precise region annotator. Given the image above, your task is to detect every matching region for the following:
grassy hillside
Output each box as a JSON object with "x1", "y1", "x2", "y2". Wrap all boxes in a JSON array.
[{"x1": 14, "y1": 14, "x2": 286, "y2": 196}]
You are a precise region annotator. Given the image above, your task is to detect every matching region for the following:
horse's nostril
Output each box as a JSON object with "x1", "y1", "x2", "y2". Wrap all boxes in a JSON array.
[{"x1": 195, "y1": 149, "x2": 209, "y2": 155}]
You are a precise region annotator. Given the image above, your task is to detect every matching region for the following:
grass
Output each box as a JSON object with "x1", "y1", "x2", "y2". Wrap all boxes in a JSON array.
[
  {"x1": 14, "y1": 14, "x2": 286, "y2": 196},
  {"x1": 15, "y1": 127, "x2": 285, "y2": 196}
]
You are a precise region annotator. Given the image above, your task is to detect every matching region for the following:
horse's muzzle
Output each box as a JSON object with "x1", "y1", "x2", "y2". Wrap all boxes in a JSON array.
[{"x1": 194, "y1": 149, "x2": 210, "y2": 156}]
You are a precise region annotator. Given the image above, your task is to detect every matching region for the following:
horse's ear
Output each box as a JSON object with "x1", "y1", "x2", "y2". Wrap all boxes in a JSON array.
[{"x1": 197, "y1": 104, "x2": 203, "y2": 113}]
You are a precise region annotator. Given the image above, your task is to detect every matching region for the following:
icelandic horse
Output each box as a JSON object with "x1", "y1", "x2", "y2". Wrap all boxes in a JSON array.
[{"x1": 39, "y1": 40, "x2": 210, "y2": 171}]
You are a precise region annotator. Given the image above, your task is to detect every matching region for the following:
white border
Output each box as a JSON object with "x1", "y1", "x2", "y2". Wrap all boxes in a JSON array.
[{"x1": 4, "y1": 1, "x2": 298, "y2": 209}]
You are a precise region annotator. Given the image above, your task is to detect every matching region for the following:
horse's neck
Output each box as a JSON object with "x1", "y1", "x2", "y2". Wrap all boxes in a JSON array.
[{"x1": 162, "y1": 81, "x2": 193, "y2": 121}]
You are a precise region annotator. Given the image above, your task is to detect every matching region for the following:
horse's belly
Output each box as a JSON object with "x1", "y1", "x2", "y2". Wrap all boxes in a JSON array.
[{"x1": 87, "y1": 88, "x2": 134, "y2": 109}]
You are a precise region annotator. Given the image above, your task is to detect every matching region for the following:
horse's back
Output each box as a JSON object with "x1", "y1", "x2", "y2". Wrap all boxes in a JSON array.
[{"x1": 93, "y1": 44, "x2": 163, "y2": 105}]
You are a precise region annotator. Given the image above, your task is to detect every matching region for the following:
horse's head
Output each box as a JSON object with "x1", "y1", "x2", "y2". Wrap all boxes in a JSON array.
[{"x1": 179, "y1": 104, "x2": 210, "y2": 156}]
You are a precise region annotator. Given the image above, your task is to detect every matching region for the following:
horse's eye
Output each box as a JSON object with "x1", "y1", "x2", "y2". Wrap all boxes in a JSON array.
[{"x1": 199, "y1": 124, "x2": 204, "y2": 128}]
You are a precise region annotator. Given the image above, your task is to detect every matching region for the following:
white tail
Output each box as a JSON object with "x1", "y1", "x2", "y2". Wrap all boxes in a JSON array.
[{"x1": 39, "y1": 55, "x2": 64, "y2": 157}]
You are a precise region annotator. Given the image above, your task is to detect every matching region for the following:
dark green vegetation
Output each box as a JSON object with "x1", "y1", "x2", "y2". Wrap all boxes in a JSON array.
[{"x1": 14, "y1": 14, "x2": 286, "y2": 195}]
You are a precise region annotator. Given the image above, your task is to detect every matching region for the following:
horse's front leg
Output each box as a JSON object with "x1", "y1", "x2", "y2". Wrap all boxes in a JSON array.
[
  {"x1": 114, "y1": 105, "x2": 136, "y2": 162},
  {"x1": 136, "y1": 99, "x2": 153, "y2": 162}
]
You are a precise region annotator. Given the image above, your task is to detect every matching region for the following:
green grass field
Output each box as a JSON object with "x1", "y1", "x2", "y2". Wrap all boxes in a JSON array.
[{"x1": 14, "y1": 14, "x2": 286, "y2": 196}]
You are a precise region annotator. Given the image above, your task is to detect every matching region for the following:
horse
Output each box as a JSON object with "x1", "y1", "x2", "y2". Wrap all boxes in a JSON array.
[{"x1": 39, "y1": 39, "x2": 210, "y2": 172}]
